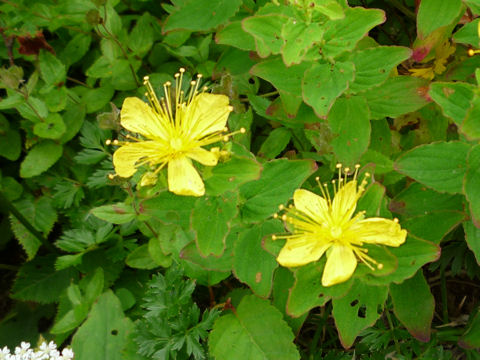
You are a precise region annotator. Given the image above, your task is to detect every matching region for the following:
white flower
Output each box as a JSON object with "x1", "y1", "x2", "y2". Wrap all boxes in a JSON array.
[{"x1": 60, "y1": 349, "x2": 73, "y2": 360}]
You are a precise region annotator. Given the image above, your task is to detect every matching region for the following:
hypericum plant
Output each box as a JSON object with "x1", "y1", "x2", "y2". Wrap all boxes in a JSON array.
[{"x1": 1, "y1": 0, "x2": 480, "y2": 359}]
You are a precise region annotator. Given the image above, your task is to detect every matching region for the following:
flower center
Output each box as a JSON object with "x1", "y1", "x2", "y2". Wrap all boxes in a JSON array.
[
  {"x1": 329, "y1": 225, "x2": 342, "y2": 239},
  {"x1": 170, "y1": 137, "x2": 184, "y2": 152}
]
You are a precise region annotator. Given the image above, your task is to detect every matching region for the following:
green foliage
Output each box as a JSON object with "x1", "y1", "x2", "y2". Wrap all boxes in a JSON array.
[
  {"x1": 135, "y1": 267, "x2": 219, "y2": 359},
  {"x1": 1, "y1": 0, "x2": 480, "y2": 358}
]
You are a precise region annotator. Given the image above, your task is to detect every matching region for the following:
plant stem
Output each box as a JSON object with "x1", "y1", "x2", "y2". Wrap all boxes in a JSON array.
[{"x1": 440, "y1": 266, "x2": 449, "y2": 323}]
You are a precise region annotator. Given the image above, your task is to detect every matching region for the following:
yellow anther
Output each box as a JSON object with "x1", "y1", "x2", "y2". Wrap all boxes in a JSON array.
[
  {"x1": 179, "y1": 67, "x2": 185, "y2": 73},
  {"x1": 108, "y1": 174, "x2": 115, "y2": 180},
  {"x1": 143, "y1": 75, "x2": 149, "y2": 81},
  {"x1": 272, "y1": 234, "x2": 277, "y2": 240},
  {"x1": 273, "y1": 213, "x2": 278, "y2": 219},
  {"x1": 279, "y1": 204, "x2": 285, "y2": 210},
  {"x1": 113, "y1": 140, "x2": 119, "y2": 145},
  {"x1": 315, "y1": 176, "x2": 320, "y2": 181},
  {"x1": 223, "y1": 136, "x2": 229, "y2": 141},
  {"x1": 223, "y1": 127, "x2": 228, "y2": 132},
  {"x1": 228, "y1": 106, "x2": 234, "y2": 112},
  {"x1": 165, "y1": 81, "x2": 171, "y2": 86},
  {"x1": 281, "y1": 214, "x2": 287, "y2": 221},
  {"x1": 190, "y1": 80, "x2": 196, "y2": 86},
  {"x1": 377, "y1": 263, "x2": 384, "y2": 270},
  {"x1": 197, "y1": 74, "x2": 203, "y2": 79},
  {"x1": 336, "y1": 163, "x2": 342, "y2": 169},
  {"x1": 174, "y1": 73, "x2": 180, "y2": 78},
  {"x1": 106, "y1": 139, "x2": 112, "y2": 145},
  {"x1": 240, "y1": 127, "x2": 246, "y2": 133}
]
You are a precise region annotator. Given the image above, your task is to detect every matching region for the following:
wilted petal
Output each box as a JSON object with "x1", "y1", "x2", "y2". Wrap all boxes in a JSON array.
[
  {"x1": 293, "y1": 189, "x2": 330, "y2": 225},
  {"x1": 121, "y1": 97, "x2": 170, "y2": 141},
  {"x1": 277, "y1": 236, "x2": 330, "y2": 267},
  {"x1": 322, "y1": 244, "x2": 357, "y2": 287},
  {"x1": 184, "y1": 93, "x2": 231, "y2": 139},
  {"x1": 113, "y1": 141, "x2": 165, "y2": 178},
  {"x1": 187, "y1": 147, "x2": 218, "y2": 166},
  {"x1": 350, "y1": 218, "x2": 407, "y2": 247},
  {"x1": 168, "y1": 156, "x2": 205, "y2": 196}
]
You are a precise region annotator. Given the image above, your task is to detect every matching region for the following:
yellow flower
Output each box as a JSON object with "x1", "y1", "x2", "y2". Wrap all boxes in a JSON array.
[
  {"x1": 109, "y1": 69, "x2": 244, "y2": 197},
  {"x1": 273, "y1": 164, "x2": 407, "y2": 287}
]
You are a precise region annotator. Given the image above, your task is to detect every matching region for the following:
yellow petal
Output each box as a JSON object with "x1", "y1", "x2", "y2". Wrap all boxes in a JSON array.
[
  {"x1": 183, "y1": 93, "x2": 230, "y2": 139},
  {"x1": 187, "y1": 147, "x2": 218, "y2": 166},
  {"x1": 331, "y1": 180, "x2": 358, "y2": 225},
  {"x1": 322, "y1": 244, "x2": 357, "y2": 287},
  {"x1": 349, "y1": 218, "x2": 407, "y2": 247},
  {"x1": 113, "y1": 141, "x2": 165, "y2": 178},
  {"x1": 293, "y1": 189, "x2": 330, "y2": 225},
  {"x1": 277, "y1": 236, "x2": 330, "y2": 267},
  {"x1": 120, "y1": 97, "x2": 170, "y2": 141},
  {"x1": 168, "y1": 156, "x2": 205, "y2": 196}
]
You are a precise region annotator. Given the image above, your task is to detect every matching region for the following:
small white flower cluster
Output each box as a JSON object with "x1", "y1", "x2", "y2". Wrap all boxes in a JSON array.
[{"x1": 0, "y1": 342, "x2": 74, "y2": 360}]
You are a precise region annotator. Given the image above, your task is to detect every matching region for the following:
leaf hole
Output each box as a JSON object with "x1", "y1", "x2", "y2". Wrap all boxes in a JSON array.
[
  {"x1": 111, "y1": 329, "x2": 118, "y2": 335},
  {"x1": 350, "y1": 299, "x2": 358, "y2": 307},
  {"x1": 357, "y1": 304, "x2": 366, "y2": 318}
]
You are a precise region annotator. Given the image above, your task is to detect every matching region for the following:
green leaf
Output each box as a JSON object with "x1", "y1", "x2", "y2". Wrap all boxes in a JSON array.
[
  {"x1": 233, "y1": 220, "x2": 282, "y2": 297},
  {"x1": 111, "y1": 59, "x2": 138, "y2": 90},
  {"x1": 272, "y1": 267, "x2": 307, "y2": 333},
  {"x1": 464, "y1": 221, "x2": 480, "y2": 265},
  {"x1": 258, "y1": 127, "x2": 291, "y2": 158},
  {"x1": 204, "y1": 155, "x2": 262, "y2": 196},
  {"x1": 332, "y1": 280, "x2": 389, "y2": 348},
  {"x1": 453, "y1": 19, "x2": 480, "y2": 47},
  {"x1": 128, "y1": 13, "x2": 154, "y2": 55},
  {"x1": 209, "y1": 295, "x2": 300, "y2": 360},
  {"x1": 60, "y1": 33, "x2": 92, "y2": 66},
  {"x1": 302, "y1": 61, "x2": 355, "y2": 117},
  {"x1": 141, "y1": 191, "x2": 196, "y2": 228},
  {"x1": 390, "y1": 270, "x2": 435, "y2": 342},
  {"x1": 251, "y1": 58, "x2": 309, "y2": 116},
  {"x1": 216, "y1": 21, "x2": 256, "y2": 51},
  {"x1": 242, "y1": 14, "x2": 288, "y2": 58},
  {"x1": 86, "y1": 56, "x2": 113, "y2": 78},
  {"x1": 349, "y1": 46, "x2": 412, "y2": 93},
  {"x1": 39, "y1": 50, "x2": 66, "y2": 86},
  {"x1": 192, "y1": 192, "x2": 238, "y2": 257},
  {"x1": 91, "y1": 203, "x2": 136, "y2": 224},
  {"x1": 429, "y1": 82, "x2": 475, "y2": 125},
  {"x1": 322, "y1": 7, "x2": 385, "y2": 59},
  {"x1": 148, "y1": 237, "x2": 172, "y2": 268},
  {"x1": 459, "y1": 309, "x2": 480, "y2": 349},
  {"x1": 72, "y1": 291, "x2": 134, "y2": 360},
  {"x1": 390, "y1": 182, "x2": 464, "y2": 216},
  {"x1": 462, "y1": 97, "x2": 480, "y2": 140},
  {"x1": 126, "y1": 244, "x2": 158, "y2": 269},
  {"x1": 328, "y1": 96, "x2": 370, "y2": 165},
  {"x1": 10, "y1": 196, "x2": 57, "y2": 259},
  {"x1": 465, "y1": 144, "x2": 480, "y2": 226},
  {"x1": 364, "y1": 76, "x2": 429, "y2": 120},
  {"x1": 239, "y1": 159, "x2": 316, "y2": 223},
  {"x1": 401, "y1": 211, "x2": 464, "y2": 244},
  {"x1": 395, "y1": 141, "x2": 471, "y2": 194},
  {"x1": 417, "y1": 0, "x2": 463, "y2": 38},
  {"x1": 163, "y1": 0, "x2": 242, "y2": 32},
  {"x1": 12, "y1": 255, "x2": 77, "y2": 303},
  {"x1": 287, "y1": 261, "x2": 352, "y2": 317},
  {"x1": 20, "y1": 141, "x2": 63, "y2": 178},
  {"x1": 0, "y1": 122, "x2": 21, "y2": 161},
  {"x1": 43, "y1": 86, "x2": 68, "y2": 112},
  {"x1": 60, "y1": 104, "x2": 86, "y2": 143},
  {"x1": 281, "y1": 20, "x2": 324, "y2": 66},
  {"x1": 381, "y1": 235, "x2": 440, "y2": 284},
  {"x1": 33, "y1": 113, "x2": 66, "y2": 139}
]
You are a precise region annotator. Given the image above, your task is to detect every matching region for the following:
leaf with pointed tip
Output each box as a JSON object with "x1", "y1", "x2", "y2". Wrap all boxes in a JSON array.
[
  {"x1": 465, "y1": 144, "x2": 480, "y2": 226},
  {"x1": 429, "y1": 82, "x2": 475, "y2": 125},
  {"x1": 395, "y1": 141, "x2": 471, "y2": 194},
  {"x1": 209, "y1": 295, "x2": 300, "y2": 360},
  {"x1": 332, "y1": 279, "x2": 389, "y2": 348},
  {"x1": 390, "y1": 270, "x2": 435, "y2": 343},
  {"x1": 302, "y1": 61, "x2": 354, "y2": 117}
]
